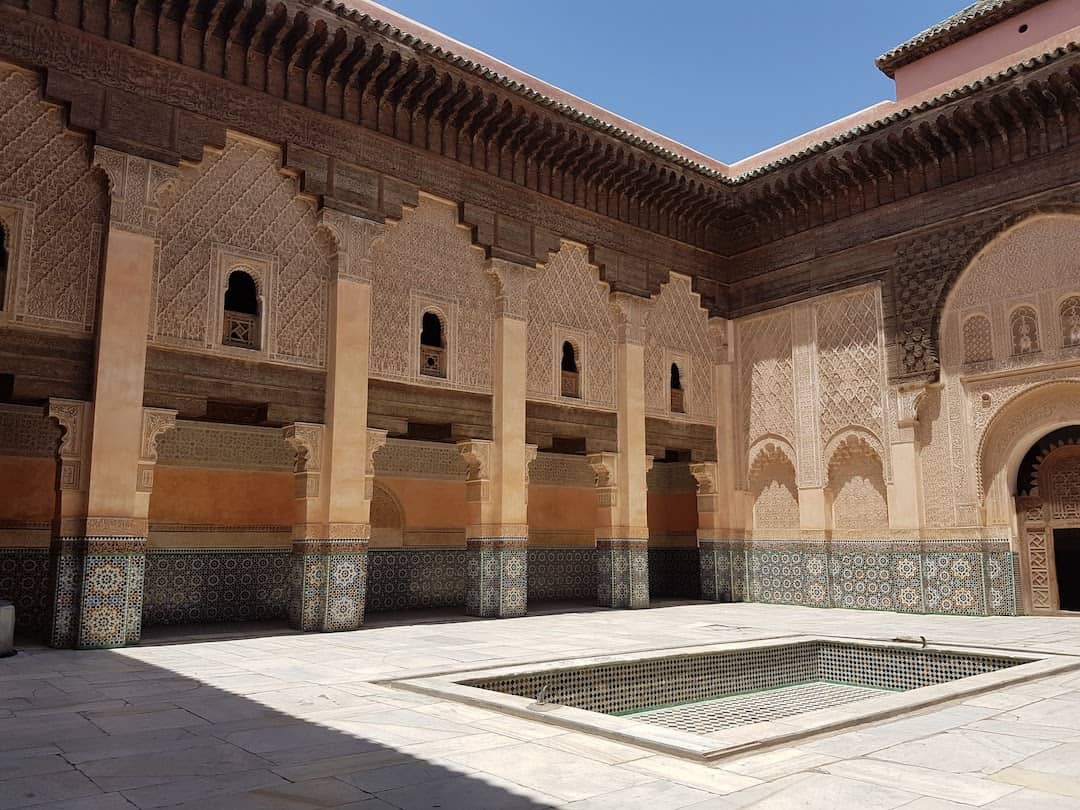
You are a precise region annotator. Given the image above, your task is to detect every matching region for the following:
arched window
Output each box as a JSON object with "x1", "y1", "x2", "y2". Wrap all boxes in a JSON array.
[
  {"x1": 222, "y1": 270, "x2": 259, "y2": 349},
  {"x1": 670, "y1": 362, "x2": 685, "y2": 413},
  {"x1": 420, "y1": 310, "x2": 446, "y2": 378},
  {"x1": 0, "y1": 224, "x2": 7, "y2": 311},
  {"x1": 1061, "y1": 297, "x2": 1080, "y2": 348},
  {"x1": 962, "y1": 315, "x2": 992, "y2": 364},
  {"x1": 1010, "y1": 306, "x2": 1040, "y2": 356},
  {"x1": 560, "y1": 341, "x2": 580, "y2": 398}
]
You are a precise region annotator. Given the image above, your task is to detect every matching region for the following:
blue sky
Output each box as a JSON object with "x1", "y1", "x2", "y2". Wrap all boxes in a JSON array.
[{"x1": 382, "y1": 0, "x2": 966, "y2": 162}]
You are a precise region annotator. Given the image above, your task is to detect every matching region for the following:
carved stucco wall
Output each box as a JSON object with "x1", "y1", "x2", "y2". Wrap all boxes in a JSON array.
[
  {"x1": 526, "y1": 242, "x2": 615, "y2": 409},
  {"x1": 151, "y1": 136, "x2": 332, "y2": 367},
  {"x1": 369, "y1": 194, "x2": 494, "y2": 393},
  {"x1": 643, "y1": 273, "x2": 714, "y2": 424},
  {"x1": 928, "y1": 214, "x2": 1080, "y2": 529},
  {"x1": 749, "y1": 443, "x2": 799, "y2": 531},
  {"x1": 736, "y1": 284, "x2": 889, "y2": 530},
  {"x1": 0, "y1": 63, "x2": 107, "y2": 334}
]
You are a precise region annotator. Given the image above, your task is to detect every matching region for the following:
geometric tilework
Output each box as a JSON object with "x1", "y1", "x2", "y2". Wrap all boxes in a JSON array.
[
  {"x1": 466, "y1": 538, "x2": 527, "y2": 619},
  {"x1": 699, "y1": 539, "x2": 1018, "y2": 616},
  {"x1": 648, "y1": 548, "x2": 701, "y2": 599},
  {"x1": 469, "y1": 640, "x2": 1023, "y2": 718},
  {"x1": 142, "y1": 549, "x2": 289, "y2": 625},
  {"x1": 597, "y1": 540, "x2": 649, "y2": 609},
  {"x1": 47, "y1": 537, "x2": 147, "y2": 649},
  {"x1": 367, "y1": 549, "x2": 466, "y2": 612},
  {"x1": 529, "y1": 548, "x2": 596, "y2": 602},
  {"x1": 0, "y1": 548, "x2": 50, "y2": 633},
  {"x1": 288, "y1": 542, "x2": 369, "y2": 633}
]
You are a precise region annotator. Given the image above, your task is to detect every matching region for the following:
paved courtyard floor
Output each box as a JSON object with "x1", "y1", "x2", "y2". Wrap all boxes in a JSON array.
[{"x1": 4, "y1": 602, "x2": 1080, "y2": 809}]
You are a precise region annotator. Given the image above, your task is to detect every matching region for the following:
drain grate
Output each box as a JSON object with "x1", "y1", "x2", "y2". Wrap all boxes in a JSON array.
[{"x1": 626, "y1": 680, "x2": 887, "y2": 734}]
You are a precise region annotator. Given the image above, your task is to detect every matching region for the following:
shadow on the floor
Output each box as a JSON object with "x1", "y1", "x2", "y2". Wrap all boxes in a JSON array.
[
  {"x1": 0, "y1": 641, "x2": 561, "y2": 809},
  {"x1": 132, "y1": 598, "x2": 712, "y2": 646}
]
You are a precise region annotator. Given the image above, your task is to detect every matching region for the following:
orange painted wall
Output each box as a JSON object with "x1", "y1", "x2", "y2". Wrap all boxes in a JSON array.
[
  {"x1": 0, "y1": 457, "x2": 55, "y2": 522},
  {"x1": 648, "y1": 492, "x2": 698, "y2": 546},
  {"x1": 528, "y1": 485, "x2": 596, "y2": 547},
  {"x1": 150, "y1": 466, "x2": 293, "y2": 525},
  {"x1": 376, "y1": 476, "x2": 467, "y2": 547}
]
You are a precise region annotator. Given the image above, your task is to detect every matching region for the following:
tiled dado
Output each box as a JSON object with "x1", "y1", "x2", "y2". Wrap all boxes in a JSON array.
[
  {"x1": 48, "y1": 537, "x2": 146, "y2": 649},
  {"x1": 288, "y1": 540, "x2": 369, "y2": 633},
  {"x1": 699, "y1": 539, "x2": 1019, "y2": 617},
  {"x1": 0, "y1": 547, "x2": 50, "y2": 633},
  {"x1": 529, "y1": 548, "x2": 596, "y2": 602},
  {"x1": 142, "y1": 549, "x2": 290, "y2": 625},
  {"x1": 597, "y1": 539, "x2": 650, "y2": 609},
  {"x1": 466, "y1": 538, "x2": 527, "y2": 619},
  {"x1": 367, "y1": 548, "x2": 467, "y2": 612}
]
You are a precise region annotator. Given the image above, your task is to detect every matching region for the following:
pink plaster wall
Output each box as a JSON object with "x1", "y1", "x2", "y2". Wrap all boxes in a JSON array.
[{"x1": 895, "y1": 0, "x2": 1080, "y2": 99}]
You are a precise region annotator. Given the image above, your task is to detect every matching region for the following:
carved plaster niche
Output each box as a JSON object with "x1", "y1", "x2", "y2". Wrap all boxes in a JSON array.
[
  {"x1": 45, "y1": 398, "x2": 91, "y2": 492},
  {"x1": 93, "y1": 146, "x2": 179, "y2": 235},
  {"x1": 553, "y1": 325, "x2": 589, "y2": 403},
  {"x1": 410, "y1": 293, "x2": 457, "y2": 383},
  {"x1": 206, "y1": 244, "x2": 275, "y2": 357}
]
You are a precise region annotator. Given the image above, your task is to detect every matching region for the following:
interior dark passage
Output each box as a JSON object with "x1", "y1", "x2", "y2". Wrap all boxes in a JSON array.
[{"x1": 1055, "y1": 528, "x2": 1080, "y2": 611}]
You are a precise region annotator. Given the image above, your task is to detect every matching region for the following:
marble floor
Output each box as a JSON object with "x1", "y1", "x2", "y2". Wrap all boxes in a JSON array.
[{"x1": 3, "y1": 602, "x2": 1080, "y2": 809}]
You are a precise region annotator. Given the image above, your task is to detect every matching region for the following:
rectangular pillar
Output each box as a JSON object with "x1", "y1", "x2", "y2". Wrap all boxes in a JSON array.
[
  {"x1": 456, "y1": 260, "x2": 533, "y2": 619},
  {"x1": 45, "y1": 175, "x2": 160, "y2": 648},
  {"x1": 591, "y1": 294, "x2": 652, "y2": 609}
]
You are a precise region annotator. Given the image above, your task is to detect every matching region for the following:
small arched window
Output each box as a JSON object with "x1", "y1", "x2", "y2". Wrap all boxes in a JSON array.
[
  {"x1": 1061, "y1": 297, "x2": 1080, "y2": 348},
  {"x1": 222, "y1": 270, "x2": 259, "y2": 349},
  {"x1": 670, "y1": 363, "x2": 685, "y2": 413},
  {"x1": 561, "y1": 341, "x2": 580, "y2": 398},
  {"x1": 1010, "y1": 306, "x2": 1040, "y2": 356},
  {"x1": 420, "y1": 311, "x2": 446, "y2": 378},
  {"x1": 962, "y1": 315, "x2": 992, "y2": 364}
]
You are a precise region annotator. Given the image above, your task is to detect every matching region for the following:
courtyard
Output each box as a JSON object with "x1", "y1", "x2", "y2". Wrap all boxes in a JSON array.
[{"x1": 3, "y1": 603, "x2": 1080, "y2": 809}]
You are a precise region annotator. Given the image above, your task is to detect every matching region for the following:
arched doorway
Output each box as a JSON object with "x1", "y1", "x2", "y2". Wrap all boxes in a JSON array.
[{"x1": 1016, "y1": 427, "x2": 1080, "y2": 613}]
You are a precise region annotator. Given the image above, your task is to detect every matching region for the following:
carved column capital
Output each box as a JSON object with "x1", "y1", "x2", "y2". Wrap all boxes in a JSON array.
[
  {"x1": 318, "y1": 209, "x2": 386, "y2": 283},
  {"x1": 609, "y1": 292, "x2": 648, "y2": 345},
  {"x1": 689, "y1": 461, "x2": 718, "y2": 495},
  {"x1": 136, "y1": 407, "x2": 178, "y2": 495},
  {"x1": 457, "y1": 439, "x2": 493, "y2": 504},
  {"x1": 707, "y1": 318, "x2": 732, "y2": 365},
  {"x1": 587, "y1": 451, "x2": 619, "y2": 509},
  {"x1": 487, "y1": 258, "x2": 530, "y2": 321},
  {"x1": 139, "y1": 408, "x2": 178, "y2": 463},
  {"x1": 283, "y1": 423, "x2": 324, "y2": 501},
  {"x1": 45, "y1": 398, "x2": 91, "y2": 493},
  {"x1": 364, "y1": 428, "x2": 389, "y2": 501},
  {"x1": 93, "y1": 146, "x2": 179, "y2": 236},
  {"x1": 524, "y1": 443, "x2": 538, "y2": 504}
]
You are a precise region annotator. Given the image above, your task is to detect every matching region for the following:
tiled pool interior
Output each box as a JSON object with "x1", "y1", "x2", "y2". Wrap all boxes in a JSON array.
[{"x1": 464, "y1": 641, "x2": 1027, "y2": 733}]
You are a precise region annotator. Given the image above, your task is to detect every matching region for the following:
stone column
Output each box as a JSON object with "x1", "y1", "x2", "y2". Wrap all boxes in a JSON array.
[
  {"x1": 282, "y1": 211, "x2": 388, "y2": 633},
  {"x1": 451, "y1": 259, "x2": 534, "y2": 619},
  {"x1": 590, "y1": 292, "x2": 652, "y2": 609},
  {"x1": 889, "y1": 383, "x2": 926, "y2": 531},
  {"x1": 691, "y1": 461, "x2": 731, "y2": 602},
  {"x1": 588, "y1": 451, "x2": 651, "y2": 608},
  {"x1": 42, "y1": 149, "x2": 177, "y2": 648}
]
